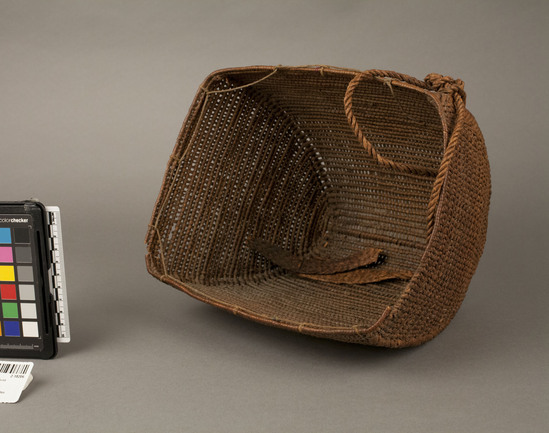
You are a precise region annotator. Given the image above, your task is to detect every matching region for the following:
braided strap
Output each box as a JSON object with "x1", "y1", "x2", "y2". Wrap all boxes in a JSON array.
[{"x1": 250, "y1": 238, "x2": 413, "y2": 284}]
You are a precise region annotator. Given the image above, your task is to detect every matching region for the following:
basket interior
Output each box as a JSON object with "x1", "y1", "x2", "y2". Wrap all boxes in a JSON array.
[{"x1": 148, "y1": 68, "x2": 446, "y2": 330}]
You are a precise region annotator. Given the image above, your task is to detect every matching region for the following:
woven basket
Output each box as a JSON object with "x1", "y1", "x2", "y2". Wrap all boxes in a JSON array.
[{"x1": 145, "y1": 66, "x2": 490, "y2": 347}]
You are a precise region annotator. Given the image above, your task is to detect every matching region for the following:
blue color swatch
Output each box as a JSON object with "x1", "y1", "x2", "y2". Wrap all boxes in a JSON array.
[
  {"x1": 0, "y1": 228, "x2": 11, "y2": 244},
  {"x1": 4, "y1": 320, "x2": 20, "y2": 337}
]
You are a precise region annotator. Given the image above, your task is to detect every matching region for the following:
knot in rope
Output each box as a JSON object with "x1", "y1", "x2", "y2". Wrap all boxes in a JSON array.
[{"x1": 424, "y1": 73, "x2": 466, "y2": 103}]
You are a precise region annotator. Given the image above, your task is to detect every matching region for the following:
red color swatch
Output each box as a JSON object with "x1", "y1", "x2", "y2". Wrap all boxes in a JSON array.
[{"x1": 0, "y1": 284, "x2": 17, "y2": 300}]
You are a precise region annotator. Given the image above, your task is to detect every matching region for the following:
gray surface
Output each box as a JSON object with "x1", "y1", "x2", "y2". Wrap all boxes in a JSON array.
[{"x1": 1, "y1": 1, "x2": 547, "y2": 431}]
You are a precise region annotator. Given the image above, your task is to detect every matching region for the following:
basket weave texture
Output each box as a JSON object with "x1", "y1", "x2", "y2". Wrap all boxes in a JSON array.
[{"x1": 145, "y1": 66, "x2": 490, "y2": 347}]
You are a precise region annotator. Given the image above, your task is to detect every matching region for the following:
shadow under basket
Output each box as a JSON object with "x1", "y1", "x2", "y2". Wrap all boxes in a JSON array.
[{"x1": 145, "y1": 66, "x2": 490, "y2": 347}]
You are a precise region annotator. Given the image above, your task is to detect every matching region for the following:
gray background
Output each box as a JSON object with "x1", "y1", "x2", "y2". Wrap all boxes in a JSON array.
[{"x1": 1, "y1": 1, "x2": 547, "y2": 431}]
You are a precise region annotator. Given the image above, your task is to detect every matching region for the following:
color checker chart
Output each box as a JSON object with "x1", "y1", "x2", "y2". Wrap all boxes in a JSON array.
[{"x1": 0, "y1": 202, "x2": 61, "y2": 359}]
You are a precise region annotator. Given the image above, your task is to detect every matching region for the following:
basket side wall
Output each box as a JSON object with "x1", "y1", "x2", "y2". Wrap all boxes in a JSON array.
[{"x1": 366, "y1": 109, "x2": 491, "y2": 347}]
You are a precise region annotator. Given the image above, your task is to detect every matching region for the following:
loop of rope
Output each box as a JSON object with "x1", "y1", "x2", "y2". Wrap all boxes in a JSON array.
[
  {"x1": 422, "y1": 73, "x2": 467, "y2": 238},
  {"x1": 344, "y1": 69, "x2": 468, "y2": 240},
  {"x1": 423, "y1": 74, "x2": 467, "y2": 238},
  {"x1": 344, "y1": 70, "x2": 438, "y2": 177},
  {"x1": 425, "y1": 92, "x2": 467, "y2": 238}
]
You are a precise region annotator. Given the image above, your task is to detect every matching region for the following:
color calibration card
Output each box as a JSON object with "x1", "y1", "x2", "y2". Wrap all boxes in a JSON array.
[{"x1": 0, "y1": 201, "x2": 69, "y2": 359}]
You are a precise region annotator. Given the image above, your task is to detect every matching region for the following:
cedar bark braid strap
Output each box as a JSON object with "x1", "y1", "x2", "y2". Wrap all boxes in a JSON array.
[
  {"x1": 298, "y1": 268, "x2": 414, "y2": 284},
  {"x1": 249, "y1": 238, "x2": 381, "y2": 275},
  {"x1": 250, "y1": 238, "x2": 413, "y2": 284}
]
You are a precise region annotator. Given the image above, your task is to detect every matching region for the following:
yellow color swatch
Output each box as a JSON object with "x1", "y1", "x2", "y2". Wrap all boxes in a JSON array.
[{"x1": 0, "y1": 265, "x2": 15, "y2": 281}]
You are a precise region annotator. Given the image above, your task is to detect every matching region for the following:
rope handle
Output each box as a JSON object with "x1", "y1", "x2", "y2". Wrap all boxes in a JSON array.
[
  {"x1": 423, "y1": 73, "x2": 467, "y2": 237},
  {"x1": 343, "y1": 70, "x2": 466, "y2": 177},
  {"x1": 344, "y1": 70, "x2": 468, "y2": 239}
]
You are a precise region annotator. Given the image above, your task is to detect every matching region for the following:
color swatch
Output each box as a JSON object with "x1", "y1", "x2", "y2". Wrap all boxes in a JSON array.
[{"x1": 0, "y1": 223, "x2": 39, "y2": 339}]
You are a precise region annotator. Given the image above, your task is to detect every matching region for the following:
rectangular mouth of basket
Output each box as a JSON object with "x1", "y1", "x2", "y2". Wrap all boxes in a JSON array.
[{"x1": 146, "y1": 66, "x2": 448, "y2": 332}]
